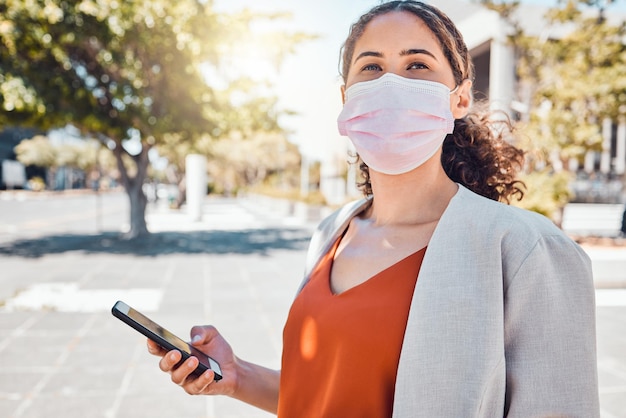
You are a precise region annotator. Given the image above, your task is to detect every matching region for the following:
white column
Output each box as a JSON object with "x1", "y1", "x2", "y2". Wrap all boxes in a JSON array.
[
  {"x1": 584, "y1": 151, "x2": 596, "y2": 173},
  {"x1": 488, "y1": 21, "x2": 515, "y2": 116},
  {"x1": 600, "y1": 118, "x2": 612, "y2": 174},
  {"x1": 185, "y1": 154, "x2": 207, "y2": 222}
]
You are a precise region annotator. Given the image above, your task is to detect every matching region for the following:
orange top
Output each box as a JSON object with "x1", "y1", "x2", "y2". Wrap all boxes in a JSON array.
[{"x1": 278, "y1": 239, "x2": 426, "y2": 418}]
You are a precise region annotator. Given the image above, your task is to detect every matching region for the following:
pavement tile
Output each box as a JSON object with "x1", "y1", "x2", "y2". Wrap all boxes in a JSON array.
[
  {"x1": 0, "y1": 401, "x2": 19, "y2": 418},
  {"x1": 18, "y1": 395, "x2": 117, "y2": 418}
]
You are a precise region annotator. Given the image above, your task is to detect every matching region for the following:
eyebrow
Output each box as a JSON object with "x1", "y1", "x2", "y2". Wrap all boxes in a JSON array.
[
  {"x1": 353, "y1": 51, "x2": 383, "y2": 63},
  {"x1": 353, "y1": 48, "x2": 438, "y2": 64},
  {"x1": 400, "y1": 48, "x2": 438, "y2": 61}
]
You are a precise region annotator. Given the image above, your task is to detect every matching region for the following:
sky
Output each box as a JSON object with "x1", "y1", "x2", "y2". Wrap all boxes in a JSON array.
[{"x1": 211, "y1": 0, "x2": 626, "y2": 161}]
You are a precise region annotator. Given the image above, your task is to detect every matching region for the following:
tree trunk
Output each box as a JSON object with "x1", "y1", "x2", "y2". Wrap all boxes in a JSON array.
[
  {"x1": 125, "y1": 178, "x2": 149, "y2": 238},
  {"x1": 175, "y1": 174, "x2": 186, "y2": 209},
  {"x1": 113, "y1": 142, "x2": 151, "y2": 239}
]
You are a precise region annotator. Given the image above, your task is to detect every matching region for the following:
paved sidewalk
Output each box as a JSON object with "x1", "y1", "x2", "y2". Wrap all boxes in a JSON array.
[
  {"x1": 0, "y1": 196, "x2": 625, "y2": 417},
  {"x1": 0, "y1": 197, "x2": 310, "y2": 418}
]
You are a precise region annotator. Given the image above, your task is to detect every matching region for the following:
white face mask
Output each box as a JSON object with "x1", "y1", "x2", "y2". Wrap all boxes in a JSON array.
[{"x1": 337, "y1": 73, "x2": 456, "y2": 175}]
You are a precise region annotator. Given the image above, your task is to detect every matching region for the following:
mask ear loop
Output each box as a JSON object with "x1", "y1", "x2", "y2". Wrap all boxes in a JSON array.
[{"x1": 450, "y1": 78, "x2": 471, "y2": 95}]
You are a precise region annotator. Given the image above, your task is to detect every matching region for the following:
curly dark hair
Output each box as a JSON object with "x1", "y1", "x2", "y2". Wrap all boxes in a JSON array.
[{"x1": 340, "y1": 0, "x2": 525, "y2": 203}]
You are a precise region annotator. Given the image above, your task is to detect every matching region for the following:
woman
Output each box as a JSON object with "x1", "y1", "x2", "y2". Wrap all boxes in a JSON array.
[{"x1": 148, "y1": 1, "x2": 600, "y2": 416}]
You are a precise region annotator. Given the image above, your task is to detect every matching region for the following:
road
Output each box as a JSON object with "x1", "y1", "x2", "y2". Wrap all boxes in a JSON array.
[
  {"x1": 0, "y1": 190, "x2": 129, "y2": 244},
  {"x1": 0, "y1": 191, "x2": 625, "y2": 417}
]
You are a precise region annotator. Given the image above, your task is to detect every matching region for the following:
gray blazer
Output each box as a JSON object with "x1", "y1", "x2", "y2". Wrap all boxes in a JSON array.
[{"x1": 298, "y1": 185, "x2": 600, "y2": 417}]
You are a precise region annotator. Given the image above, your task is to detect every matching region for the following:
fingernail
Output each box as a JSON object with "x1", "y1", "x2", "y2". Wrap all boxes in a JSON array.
[{"x1": 191, "y1": 335, "x2": 202, "y2": 344}]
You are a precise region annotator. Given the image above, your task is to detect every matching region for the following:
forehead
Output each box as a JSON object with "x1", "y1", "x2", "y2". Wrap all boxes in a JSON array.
[{"x1": 353, "y1": 11, "x2": 443, "y2": 57}]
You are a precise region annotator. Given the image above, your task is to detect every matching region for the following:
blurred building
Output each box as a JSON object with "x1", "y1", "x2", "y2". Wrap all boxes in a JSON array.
[{"x1": 0, "y1": 127, "x2": 38, "y2": 190}]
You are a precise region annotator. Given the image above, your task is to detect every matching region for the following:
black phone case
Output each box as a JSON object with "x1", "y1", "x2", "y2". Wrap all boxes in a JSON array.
[{"x1": 111, "y1": 301, "x2": 222, "y2": 381}]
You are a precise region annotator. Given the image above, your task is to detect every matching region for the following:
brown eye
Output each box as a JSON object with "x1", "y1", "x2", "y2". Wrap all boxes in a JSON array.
[
  {"x1": 362, "y1": 63, "x2": 382, "y2": 72},
  {"x1": 408, "y1": 62, "x2": 429, "y2": 70}
]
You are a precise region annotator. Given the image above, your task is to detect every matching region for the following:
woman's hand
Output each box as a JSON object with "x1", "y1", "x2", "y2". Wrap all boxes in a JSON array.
[
  {"x1": 147, "y1": 324, "x2": 280, "y2": 413},
  {"x1": 147, "y1": 325, "x2": 238, "y2": 397}
]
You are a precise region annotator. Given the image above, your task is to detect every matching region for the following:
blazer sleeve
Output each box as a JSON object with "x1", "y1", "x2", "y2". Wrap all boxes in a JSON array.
[{"x1": 503, "y1": 233, "x2": 600, "y2": 417}]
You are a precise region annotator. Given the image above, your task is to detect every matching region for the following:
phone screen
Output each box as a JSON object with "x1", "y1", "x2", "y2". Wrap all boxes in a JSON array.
[{"x1": 112, "y1": 301, "x2": 222, "y2": 380}]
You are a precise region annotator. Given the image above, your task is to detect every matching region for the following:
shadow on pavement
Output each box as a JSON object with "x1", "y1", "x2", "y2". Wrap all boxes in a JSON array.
[{"x1": 0, "y1": 228, "x2": 312, "y2": 258}]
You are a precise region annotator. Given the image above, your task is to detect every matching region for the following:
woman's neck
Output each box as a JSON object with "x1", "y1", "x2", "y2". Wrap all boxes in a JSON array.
[{"x1": 366, "y1": 157, "x2": 458, "y2": 226}]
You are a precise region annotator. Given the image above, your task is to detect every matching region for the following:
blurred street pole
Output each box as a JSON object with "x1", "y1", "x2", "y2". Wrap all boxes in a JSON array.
[{"x1": 186, "y1": 154, "x2": 207, "y2": 222}]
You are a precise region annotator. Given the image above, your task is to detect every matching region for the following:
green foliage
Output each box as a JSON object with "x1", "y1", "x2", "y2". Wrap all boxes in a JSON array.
[
  {"x1": 207, "y1": 131, "x2": 301, "y2": 194},
  {"x1": 14, "y1": 134, "x2": 115, "y2": 187},
  {"x1": 0, "y1": 0, "x2": 231, "y2": 139},
  {"x1": 477, "y1": 0, "x2": 521, "y2": 18},
  {"x1": 14, "y1": 135, "x2": 56, "y2": 167},
  {"x1": 27, "y1": 176, "x2": 46, "y2": 191},
  {"x1": 513, "y1": 170, "x2": 573, "y2": 221}
]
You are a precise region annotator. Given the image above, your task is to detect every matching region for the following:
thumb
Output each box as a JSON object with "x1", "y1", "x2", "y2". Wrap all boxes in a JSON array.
[
  {"x1": 191, "y1": 334, "x2": 203, "y2": 345},
  {"x1": 190, "y1": 325, "x2": 217, "y2": 346}
]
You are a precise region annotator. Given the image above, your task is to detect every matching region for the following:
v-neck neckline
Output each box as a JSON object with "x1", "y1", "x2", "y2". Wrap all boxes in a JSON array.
[{"x1": 327, "y1": 239, "x2": 427, "y2": 297}]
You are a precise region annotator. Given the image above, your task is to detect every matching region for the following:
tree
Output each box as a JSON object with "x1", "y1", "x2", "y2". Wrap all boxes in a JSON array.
[
  {"x1": 0, "y1": 0, "x2": 312, "y2": 238},
  {"x1": 207, "y1": 130, "x2": 301, "y2": 195},
  {"x1": 477, "y1": 0, "x2": 626, "y2": 221},
  {"x1": 155, "y1": 73, "x2": 302, "y2": 205},
  {"x1": 13, "y1": 135, "x2": 57, "y2": 169},
  {"x1": 14, "y1": 132, "x2": 115, "y2": 189}
]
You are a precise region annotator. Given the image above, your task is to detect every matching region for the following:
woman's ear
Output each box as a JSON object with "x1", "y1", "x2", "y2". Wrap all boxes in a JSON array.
[
  {"x1": 451, "y1": 79, "x2": 472, "y2": 119},
  {"x1": 340, "y1": 85, "x2": 346, "y2": 105}
]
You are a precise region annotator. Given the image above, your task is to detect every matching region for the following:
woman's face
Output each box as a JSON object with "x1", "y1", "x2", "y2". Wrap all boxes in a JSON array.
[{"x1": 343, "y1": 11, "x2": 470, "y2": 118}]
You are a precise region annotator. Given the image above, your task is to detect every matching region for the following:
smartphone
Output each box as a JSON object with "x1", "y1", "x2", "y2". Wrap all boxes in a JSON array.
[{"x1": 111, "y1": 300, "x2": 222, "y2": 381}]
